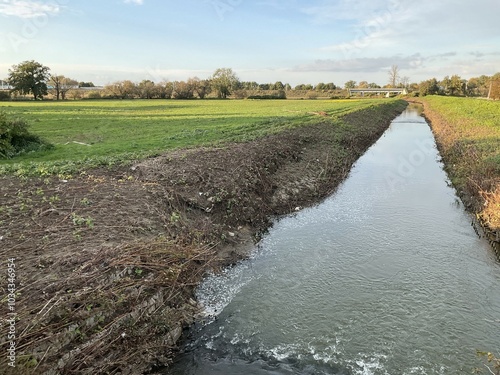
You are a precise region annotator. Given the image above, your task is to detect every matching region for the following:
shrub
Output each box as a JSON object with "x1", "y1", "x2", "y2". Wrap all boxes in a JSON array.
[
  {"x1": 306, "y1": 91, "x2": 318, "y2": 100},
  {"x1": 0, "y1": 91, "x2": 10, "y2": 101},
  {"x1": 247, "y1": 90, "x2": 286, "y2": 100},
  {"x1": 86, "y1": 91, "x2": 102, "y2": 99},
  {"x1": 0, "y1": 112, "x2": 53, "y2": 158}
]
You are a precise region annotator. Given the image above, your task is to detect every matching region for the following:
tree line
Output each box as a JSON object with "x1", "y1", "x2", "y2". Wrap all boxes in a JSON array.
[{"x1": 1, "y1": 60, "x2": 499, "y2": 101}]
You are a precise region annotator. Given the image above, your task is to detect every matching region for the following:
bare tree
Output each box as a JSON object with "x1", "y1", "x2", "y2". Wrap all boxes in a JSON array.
[
  {"x1": 105, "y1": 80, "x2": 137, "y2": 99},
  {"x1": 138, "y1": 80, "x2": 155, "y2": 99},
  {"x1": 400, "y1": 76, "x2": 410, "y2": 89},
  {"x1": 388, "y1": 65, "x2": 400, "y2": 87},
  {"x1": 60, "y1": 77, "x2": 78, "y2": 100},
  {"x1": 49, "y1": 75, "x2": 63, "y2": 100},
  {"x1": 50, "y1": 75, "x2": 78, "y2": 100}
]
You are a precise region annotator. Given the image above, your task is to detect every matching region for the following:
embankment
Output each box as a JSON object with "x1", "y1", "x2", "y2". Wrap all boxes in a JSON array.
[
  {"x1": 0, "y1": 100, "x2": 407, "y2": 374},
  {"x1": 412, "y1": 97, "x2": 500, "y2": 257}
]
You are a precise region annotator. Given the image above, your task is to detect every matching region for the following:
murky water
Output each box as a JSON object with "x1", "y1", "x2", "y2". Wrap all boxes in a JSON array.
[{"x1": 167, "y1": 106, "x2": 500, "y2": 375}]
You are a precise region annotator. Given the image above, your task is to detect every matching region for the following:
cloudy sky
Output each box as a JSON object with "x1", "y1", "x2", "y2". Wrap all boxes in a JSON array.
[{"x1": 0, "y1": 0, "x2": 499, "y2": 87}]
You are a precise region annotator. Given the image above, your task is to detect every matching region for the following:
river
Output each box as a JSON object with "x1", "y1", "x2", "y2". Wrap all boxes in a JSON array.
[{"x1": 166, "y1": 105, "x2": 500, "y2": 375}]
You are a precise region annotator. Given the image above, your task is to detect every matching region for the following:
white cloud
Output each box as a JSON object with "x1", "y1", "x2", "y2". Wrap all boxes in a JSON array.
[
  {"x1": 124, "y1": 0, "x2": 144, "y2": 5},
  {"x1": 306, "y1": 0, "x2": 500, "y2": 56},
  {"x1": 293, "y1": 54, "x2": 424, "y2": 73},
  {"x1": 0, "y1": 0, "x2": 60, "y2": 18}
]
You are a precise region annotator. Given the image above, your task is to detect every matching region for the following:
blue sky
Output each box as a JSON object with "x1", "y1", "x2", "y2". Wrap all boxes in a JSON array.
[{"x1": 1, "y1": 0, "x2": 499, "y2": 87}]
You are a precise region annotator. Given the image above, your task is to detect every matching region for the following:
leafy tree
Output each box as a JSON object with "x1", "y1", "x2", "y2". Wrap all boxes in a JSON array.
[
  {"x1": 344, "y1": 80, "x2": 356, "y2": 89},
  {"x1": 155, "y1": 81, "x2": 174, "y2": 99},
  {"x1": 241, "y1": 81, "x2": 259, "y2": 90},
  {"x1": 439, "y1": 75, "x2": 465, "y2": 96},
  {"x1": 284, "y1": 83, "x2": 292, "y2": 91},
  {"x1": 368, "y1": 82, "x2": 381, "y2": 88},
  {"x1": 418, "y1": 78, "x2": 439, "y2": 96},
  {"x1": 8, "y1": 60, "x2": 50, "y2": 100},
  {"x1": 324, "y1": 83, "x2": 336, "y2": 90},
  {"x1": 172, "y1": 80, "x2": 194, "y2": 99},
  {"x1": 149, "y1": 81, "x2": 173, "y2": 99},
  {"x1": 440, "y1": 76, "x2": 452, "y2": 95},
  {"x1": 188, "y1": 77, "x2": 211, "y2": 99},
  {"x1": 138, "y1": 80, "x2": 156, "y2": 99},
  {"x1": 472, "y1": 75, "x2": 493, "y2": 97},
  {"x1": 449, "y1": 74, "x2": 465, "y2": 96},
  {"x1": 211, "y1": 68, "x2": 239, "y2": 99},
  {"x1": 273, "y1": 81, "x2": 285, "y2": 90},
  {"x1": 358, "y1": 81, "x2": 369, "y2": 88},
  {"x1": 315, "y1": 82, "x2": 326, "y2": 91},
  {"x1": 78, "y1": 82, "x2": 95, "y2": 88},
  {"x1": 388, "y1": 65, "x2": 400, "y2": 87}
]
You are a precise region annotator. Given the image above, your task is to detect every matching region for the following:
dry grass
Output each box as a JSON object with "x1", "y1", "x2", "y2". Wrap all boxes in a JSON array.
[{"x1": 413, "y1": 96, "x2": 500, "y2": 255}]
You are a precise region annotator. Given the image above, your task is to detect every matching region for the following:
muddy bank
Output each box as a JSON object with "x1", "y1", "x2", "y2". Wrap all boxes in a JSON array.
[
  {"x1": 411, "y1": 98, "x2": 500, "y2": 257},
  {"x1": 0, "y1": 100, "x2": 407, "y2": 374}
]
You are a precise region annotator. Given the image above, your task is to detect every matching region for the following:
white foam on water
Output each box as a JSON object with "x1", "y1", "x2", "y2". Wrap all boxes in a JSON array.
[{"x1": 350, "y1": 354, "x2": 388, "y2": 375}]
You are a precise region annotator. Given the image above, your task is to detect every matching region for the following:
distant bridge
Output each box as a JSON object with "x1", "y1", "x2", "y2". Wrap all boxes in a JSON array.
[{"x1": 348, "y1": 88, "x2": 408, "y2": 97}]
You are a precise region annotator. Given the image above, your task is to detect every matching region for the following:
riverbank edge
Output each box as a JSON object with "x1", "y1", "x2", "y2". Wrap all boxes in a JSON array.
[
  {"x1": 0, "y1": 100, "x2": 407, "y2": 374},
  {"x1": 410, "y1": 98, "x2": 500, "y2": 258}
]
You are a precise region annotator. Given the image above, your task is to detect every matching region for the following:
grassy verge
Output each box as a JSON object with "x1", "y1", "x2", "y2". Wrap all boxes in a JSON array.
[
  {"x1": 413, "y1": 96, "x2": 500, "y2": 254},
  {"x1": 0, "y1": 99, "x2": 386, "y2": 176}
]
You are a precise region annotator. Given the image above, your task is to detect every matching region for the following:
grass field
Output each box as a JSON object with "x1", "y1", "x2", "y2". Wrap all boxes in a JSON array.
[
  {"x1": 0, "y1": 98, "x2": 392, "y2": 175},
  {"x1": 421, "y1": 96, "x2": 500, "y2": 179},
  {"x1": 418, "y1": 96, "x2": 500, "y2": 235}
]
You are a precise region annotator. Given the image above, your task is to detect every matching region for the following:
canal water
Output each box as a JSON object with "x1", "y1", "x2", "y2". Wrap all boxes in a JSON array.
[{"x1": 167, "y1": 106, "x2": 500, "y2": 375}]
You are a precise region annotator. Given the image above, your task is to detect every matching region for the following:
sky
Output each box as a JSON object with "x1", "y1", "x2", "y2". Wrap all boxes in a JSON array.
[{"x1": 0, "y1": 0, "x2": 499, "y2": 87}]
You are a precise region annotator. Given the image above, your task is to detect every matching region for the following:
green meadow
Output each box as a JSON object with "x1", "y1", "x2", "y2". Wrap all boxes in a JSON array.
[
  {"x1": 421, "y1": 96, "x2": 500, "y2": 174},
  {"x1": 0, "y1": 99, "x2": 391, "y2": 175},
  {"x1": 419, "y1": 95, "x2": 500, "y2": 231}
]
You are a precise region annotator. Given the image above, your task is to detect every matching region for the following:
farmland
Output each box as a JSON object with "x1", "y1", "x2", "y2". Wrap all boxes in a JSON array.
[{"x1": 0, "y1": 99, "x2": 387, "y2": 175}]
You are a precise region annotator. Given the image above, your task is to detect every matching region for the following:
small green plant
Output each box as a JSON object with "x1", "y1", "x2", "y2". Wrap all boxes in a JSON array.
[
  {"x1": 71, "y1": 213, "x2": 94, "y2": 229},
  {"x1": 134, "y1": 268, "x2": 143, "y2": 277},
  {"x1": 170, "y1": 211, "x2": 181, "y2": 224},
  {"x1": 72, "y1": 230, "x2": 82, "y2": 240},
  {"x1": 0, "y1": 111, "x2": 53, "y2": 158},
  {"x1": 17, "y1": 355, "x2": 38, "y2": 369},
  {"x1": 49, "y1": 194, "x2": 60, "y2": 204},
  {"x1": 80, "y1": 197, "x2": 91, "y2": 206}
]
